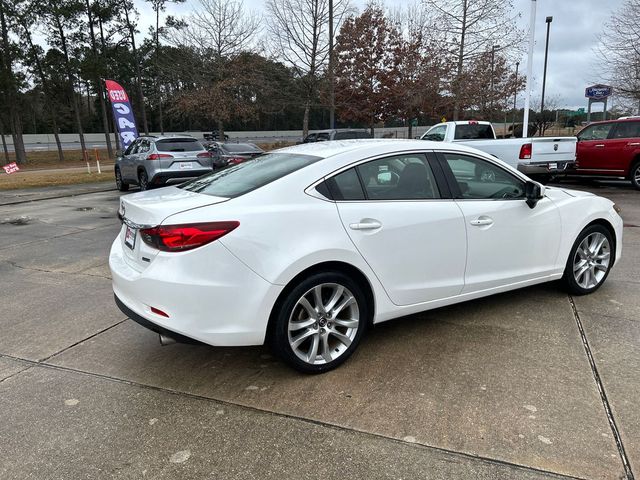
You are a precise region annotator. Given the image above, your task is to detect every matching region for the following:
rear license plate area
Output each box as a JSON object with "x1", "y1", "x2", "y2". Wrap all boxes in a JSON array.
[{"x1": 124, "y1": 225, "x2": 137, "y2": 250}]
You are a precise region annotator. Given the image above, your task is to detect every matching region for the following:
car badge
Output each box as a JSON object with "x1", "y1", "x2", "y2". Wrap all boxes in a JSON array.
[{"x1": 553, "y1": 143, "x2": 558, "y2": 151}]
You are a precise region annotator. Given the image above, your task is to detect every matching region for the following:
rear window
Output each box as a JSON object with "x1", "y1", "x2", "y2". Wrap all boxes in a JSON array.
[
  {"x1": 221, "y1": 143, "x2": 262, "y2": 153},
  {"x1": 156, "y1": 138, "x2": 203, "y2": 152},
  {"x1": 178, "y1": 152, "x2": 322, "y2": 198},
  {"x1": 453, "y1": 124, "x2": 494, "y2": 140}
]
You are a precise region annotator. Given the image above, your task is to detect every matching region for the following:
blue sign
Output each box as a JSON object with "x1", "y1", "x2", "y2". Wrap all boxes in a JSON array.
[
  {"x1": 105, "y1": 79, "x2": 139, "y2": 148},
  {"x1": 585, "y1": 85, "x2": 612, "y2": 100}
]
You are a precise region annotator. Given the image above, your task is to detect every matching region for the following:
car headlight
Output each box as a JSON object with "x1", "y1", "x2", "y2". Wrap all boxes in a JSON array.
[{"x1": 613, "y1": 203, "x2": 622, "y2": 214}]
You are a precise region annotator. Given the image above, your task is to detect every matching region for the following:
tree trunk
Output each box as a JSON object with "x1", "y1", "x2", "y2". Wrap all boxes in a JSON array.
[
  {"x1": 408, "y1": 121, "x2": 413, "y2": 140},
  {"x1": 217, "y1": 119, "x2": 225, "y2": 142},
  {"x1": 302, "y1": 100, "x2": 310, "y2": 138},
  {"x1": 85, "y1": 0, "x2": 113, "y2": 158},
  {"x1": 51, "y1": 115, "x2": 64, "y2": 163},
  {"x1": 155, "y1": 6, "x2": 164, "y2": 135},
  {"x1": 124, "y1": 8, "x2": 148, "y2": 134},
  {"x1": 0, "y1": 118, "x2": 9, "y2": 163},
  {"x1": 9, "y1": 114, "x2": 26, "y2": 164}
]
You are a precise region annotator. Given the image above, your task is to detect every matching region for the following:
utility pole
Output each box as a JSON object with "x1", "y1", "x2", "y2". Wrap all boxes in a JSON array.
[
  {"x1": 540, "y1": 16, "x2": 553, "y2": 136},
  {"x1": 329, "y1": 0, "x2": 335, "y2": 129},
  {"x1": 523, "y1": 0, "x2": 537, "y2": 138},
  {"x1": 512, "y1": 61, "x2": 519, "y2": 135}
]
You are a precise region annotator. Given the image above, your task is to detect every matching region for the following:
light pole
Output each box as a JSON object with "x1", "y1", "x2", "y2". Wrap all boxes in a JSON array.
[
  {"x1": 523, "y1": 0, "x2": 537, "y2": 137},
  {"x1": 540, "y1": 15, "x2": 553, "y2": 135},
  {"x1": 512, "y1": 61, "x2": 519, "y2": 135},
  {"x1": 329, "y1": 0, "x2": 335, "y2": 130}
]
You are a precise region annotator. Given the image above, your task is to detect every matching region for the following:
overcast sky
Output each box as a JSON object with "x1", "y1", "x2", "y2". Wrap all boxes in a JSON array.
[{"x1": 134, "y1": 0, "x2": 625, "y2": 111}]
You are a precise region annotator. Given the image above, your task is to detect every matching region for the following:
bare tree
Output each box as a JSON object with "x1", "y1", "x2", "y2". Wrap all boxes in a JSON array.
[
  {"x1": 423, "y1": 0, "x2": 523, "y2": 120},
  {"x1": 595, "y1": 0, "x2": 640, "y2": 114},
  {"x1": 266, "y1": 0, "x2": 350, "y2": 137}
]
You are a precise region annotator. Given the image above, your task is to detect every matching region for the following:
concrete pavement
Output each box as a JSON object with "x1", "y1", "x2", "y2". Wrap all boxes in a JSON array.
[{"x1": 0, "y1": 181, "x2": 638, "y2": 479}]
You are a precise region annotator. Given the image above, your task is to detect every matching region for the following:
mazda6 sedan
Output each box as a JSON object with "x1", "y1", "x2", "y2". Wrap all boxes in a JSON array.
[{"x1": 110, "y1": 140, "x2": 623, "y2": 373}]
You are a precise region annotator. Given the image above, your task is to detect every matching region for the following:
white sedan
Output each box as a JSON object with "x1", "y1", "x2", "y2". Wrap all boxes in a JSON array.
[{"x1": 110, "y1": 140, "x2": 623, "y2": 373}]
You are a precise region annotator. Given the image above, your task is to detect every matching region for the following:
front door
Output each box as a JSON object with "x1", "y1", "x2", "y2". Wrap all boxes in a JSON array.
[
  {"x1": 330, "y1": 153, "x2": 467, "y2": 306},
  {"x1": 576, "y1": 122, "x2": 620, "y2": 174},
  {"x1": 438, "y1": 151, "x2": 562, "y2": 293}
]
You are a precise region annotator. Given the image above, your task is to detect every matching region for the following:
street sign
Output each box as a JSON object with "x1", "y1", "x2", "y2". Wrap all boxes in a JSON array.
[
  {"x1": 2, "y1": 162, "x2": 19, "y2": 174},
  {"x1": 585, "y1": 85, "x2": 612, "y2": 100}
]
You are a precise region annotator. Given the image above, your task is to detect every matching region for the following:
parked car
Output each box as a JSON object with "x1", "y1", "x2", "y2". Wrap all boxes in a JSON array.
[
  {"x1": 207, "y1": 142, "x2": 264, "y2": 168},
  {"x1": 420, "y1": 121, "x2": 577, "y2": 182},
  {"x1": 111, "y1": 140, "x2": 622, "y2": 373},
  {"x1": 302, "y1": 129, "x2": 372, "y2": 143},
  {"x1": 203, "y1": 130, "x2": 229, "y2": 141},
  {"x1": 115, "y1": 135, "x2": 213, "y2": 191},
  {"x1": 572, "y1": 117, "x2": 640, "y2": 189}
]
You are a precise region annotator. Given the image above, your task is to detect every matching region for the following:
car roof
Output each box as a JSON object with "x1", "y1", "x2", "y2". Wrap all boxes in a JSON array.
[
  {"x1": 584, "y1": 117, "x2": 640, "y2": 126},
  {"x1": 147, "y1": 135, "x2": 199, "y2": 141},
  {"x1": 276, "y1": 138, "x2": 498, "y2": 160}
]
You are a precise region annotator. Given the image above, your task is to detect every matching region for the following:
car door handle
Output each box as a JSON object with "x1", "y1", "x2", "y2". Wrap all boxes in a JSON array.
[
  {"x1": 349, "y1": 220, "x2": 382, "y2": 230},
  {"x1": 628, "y1": 142, "x2": 640, "y2": 146},
  {"x1": 595, "y1": 144, "x2": 605, "y2": 148},
  {"x1": 470, "y1": 217, "x2": 494, "y2": 227}
]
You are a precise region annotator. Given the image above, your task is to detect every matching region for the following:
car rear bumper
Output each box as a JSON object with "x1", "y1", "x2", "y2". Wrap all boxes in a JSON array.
[
  {"x1": 109, "y1": 237, "x2": 283, "y2": 346},
  {"x1": 150, "y1": 169, "x2": 212, "y2": 185},
  {"x1": 518, "y1": 161, "x2": 575, "y2": 175}
]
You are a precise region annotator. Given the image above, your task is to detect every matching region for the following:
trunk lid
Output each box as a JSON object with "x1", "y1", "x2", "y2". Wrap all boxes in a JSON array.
[
  {"x1": 118, "y1": 187, "x2": 228, "y2": 271},
  {"x1": 530, "y1": 137, "x2": 576, "y2": 162}
]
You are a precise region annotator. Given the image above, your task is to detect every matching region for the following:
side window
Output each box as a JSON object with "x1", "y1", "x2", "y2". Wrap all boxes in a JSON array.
[
  {"x1": 327, "y1": 168, "x2": 365, "y2": 200},
  {"x1": 424, "y1": 125, "x2": 446, "y2": 141},
  {"x1": 578, "y1": 123, "x2": 614, "y2": 141},
  {"x1": 356, "y1": 154, "x2": 440, "y2": 200},
  {"x1": 316, "y1": 133, "x2": 330, "y2": 141},
  {"x1": 442, "y1": 153, "x2": 525, "y2": 200},
  {"x1": 124, "y1": 140, "x2": 138, "y2": 155},
  {"x1": 611, "y1": 122, "x2": 640, "y2": 139},
  {"x1": 138, "y1": 139, "x2": 150, "y2": 153}
]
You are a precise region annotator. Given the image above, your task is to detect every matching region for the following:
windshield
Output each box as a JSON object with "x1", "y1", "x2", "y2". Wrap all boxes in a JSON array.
[
  {"x1": 221, "y1": 143, "x2": 262, "y2": 153},
  {"x1": 156, "y1": 138, "x2": 203, "y2": 152},
  {"x1": 179, "y1": 152, "x2": 322, "y2": 197},
  {"x1": 453, "y1": 124, "x2": 494, "y2": 140}
]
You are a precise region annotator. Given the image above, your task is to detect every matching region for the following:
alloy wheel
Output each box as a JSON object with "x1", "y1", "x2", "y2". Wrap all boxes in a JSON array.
[
  {"x1": 287, "y1": 283, "x2": 360, "y2": 365},
  {"x1": 633, "y1": 164, "x2": 640, "y2": 187},
  {"x1": 573, "y1": 232, "x2": 611, "y2": 289}
]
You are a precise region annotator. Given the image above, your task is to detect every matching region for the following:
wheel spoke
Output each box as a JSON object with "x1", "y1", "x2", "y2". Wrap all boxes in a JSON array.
[
  {"x1": 313, "y1": 286, "x2": 325, "y2": 313},
  {"x1": 573, "y1": 259, "x2": 588, "y2": 274},
  {"x1": 306, "y1": 334, "x2": 320, "y2": 362},
  {"x1": 289, "y1": 318, "x2": 316, "y2": 331},
  {"x1": 574, "y1": 262, "x2": 589, "y2": 278},
  {"x1": 591, "y1": 235, "x2": 606, "y2": 255},
  {"x1": 320, "y1": 334, "x2": 333, "y2": 362},
  {"x1": 298, "y1": 297, "x2": 318, "y2": 321},
  {"x1": 291, "y1": 328, "x2": 316, "y2": 349},
  {"x1": 329, "y1": 294, "x2": 355, "y2": 318},
  {"x1": 595, "y1": 252, "x2": 610, "y2": 261},
  {"x1": 333, "y1": 318, "x2": 359, "y2": 329},
  {"x1": 594, "y1": 263, "x2": 608, "y2": 272},
  {"x1": 329, "y1": 328, "x2": 352, "y2": 347},
  {"x1": 324, "y1": 285, "x2": 344, "y2": 313}
]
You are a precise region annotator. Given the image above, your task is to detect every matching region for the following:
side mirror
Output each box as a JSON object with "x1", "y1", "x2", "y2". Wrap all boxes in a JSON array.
[
  {"x1": 115, "y1": 149, "x2": 123, "y2": 157},
  {"x1": 525, "y1": 181, "x2": 545, "y2": 209}
]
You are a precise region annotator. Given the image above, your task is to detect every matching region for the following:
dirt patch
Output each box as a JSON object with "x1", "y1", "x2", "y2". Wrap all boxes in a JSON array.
[
  {"x1": 1, "y1": 216, "x2": 32, "y2": 225},
  {"x1": 0, "y1": 172, "x2": 111, "y2": 190}
]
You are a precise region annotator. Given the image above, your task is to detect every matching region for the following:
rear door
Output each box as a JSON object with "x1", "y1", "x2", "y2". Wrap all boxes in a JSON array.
[
  {"x1": 438, "y1": 151, "x2": 562, "y2": 292},
  {"x1": 607, "y1": 121, "x2": 640, "y2": 174},
  {"x1": 331, "y1": 152, "x2": 466, "y2": 306},
  {"x1": 576, "y1": 122, "x2": 618, "y2": 174}
]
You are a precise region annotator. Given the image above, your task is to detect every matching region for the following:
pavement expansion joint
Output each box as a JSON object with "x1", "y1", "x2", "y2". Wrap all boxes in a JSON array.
[
  {"x1": 0, "y1": 351, "x2": 585, "y2": 480},
  {"x1": 4, "y1": 259, "x2": 111, "y2": 280},
  {"x1": 0, "y1": 187, "x2": 116, "y2": 206},
  {"x1": 568, "y1": 294, "x2": 635, "y2": 480}
]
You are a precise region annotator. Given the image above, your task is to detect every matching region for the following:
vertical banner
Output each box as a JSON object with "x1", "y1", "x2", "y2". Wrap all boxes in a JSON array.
[{"x1": 104, "y1": 80, "x2": 139, "y2": 149}]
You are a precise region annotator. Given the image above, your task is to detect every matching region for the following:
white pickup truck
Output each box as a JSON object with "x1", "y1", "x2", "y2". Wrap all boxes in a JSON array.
[{"x1": 420, "y1": 121, "x2": 576, "y2": 181}]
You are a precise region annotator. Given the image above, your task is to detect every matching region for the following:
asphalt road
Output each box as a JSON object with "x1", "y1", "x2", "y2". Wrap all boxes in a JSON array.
[{"x1": 1, "y1": 179, "x2": 639, "y2": 479}]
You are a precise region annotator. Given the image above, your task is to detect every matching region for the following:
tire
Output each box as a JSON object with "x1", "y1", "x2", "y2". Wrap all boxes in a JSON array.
[
  {"x1": 562, "y1": 224, "x2": 614, "y2": 295},
  {"x1": 629, "y1": 161, "x2": 640, "y2": 190},
  {"x1": 115, "y1": 168, "x2": 129, "y2": 192},
  {"x1": 138, "y1": 169, "x2": 149, "y2": 191},
  {"x1": 270, "y1": 271, "x2": 370, "y2": 373}
]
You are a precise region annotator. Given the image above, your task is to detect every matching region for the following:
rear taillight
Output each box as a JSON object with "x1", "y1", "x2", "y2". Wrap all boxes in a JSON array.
[
  {"x1": 228, "y1": 157, "x2": 246, "y2": 165},
  {"x1": 197, "y1": 152, "x2": 212, "y2": 158},
  {"x1": 519, "y1": 143, "x2": 532, "y2": 159},
  {"x1": 147, "y1": 153, "x2": 173, "y2": 160},
  {"x1": 140, "y1": 221, "x2": 239, "y2": 252}
]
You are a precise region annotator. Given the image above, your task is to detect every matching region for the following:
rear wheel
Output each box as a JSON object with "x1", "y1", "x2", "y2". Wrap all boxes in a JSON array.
[
  {"x1": 562, "y1": 224, "x2": 613, "y2": 295},
  {"x1": 138, "y1": 170, "x2": 149, "y2": 191},
  {"x1": 270, "y1": 271, "x2": 369, "y2": 373},
  {"x1": 629, "y1": 161, "x2": 640, "y2": 190},
  {"x1": 115, "y1": 168, "x2": 129, "y2": 192}
]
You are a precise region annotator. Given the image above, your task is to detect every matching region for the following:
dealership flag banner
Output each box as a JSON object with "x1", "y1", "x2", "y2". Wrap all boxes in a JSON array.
[{"x1": 105, "y1": 80, "x2": 138, "y2": 149}]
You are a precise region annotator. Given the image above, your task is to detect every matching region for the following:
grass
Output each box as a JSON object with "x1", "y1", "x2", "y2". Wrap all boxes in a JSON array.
[
  {"x1": 0, "y1": 171, "x2": 112, "y2": 191},
  {"x1": 3, "y1": 148, "x2": 112, "y2": 170}
]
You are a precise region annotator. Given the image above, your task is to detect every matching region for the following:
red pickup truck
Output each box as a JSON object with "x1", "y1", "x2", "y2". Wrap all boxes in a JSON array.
[{"x1": 575, "y1": 117, "x2": 640, "y2": 189}]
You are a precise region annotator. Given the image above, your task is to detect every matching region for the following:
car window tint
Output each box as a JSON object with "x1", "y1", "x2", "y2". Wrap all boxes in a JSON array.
[
  {"x1": 453, "y1": 124, "x2": 494, "y2": 140},
  {"x1": 578, "y1": 123, "x2": 614, "y2": 140},
  {"x1": 334, "y1": 132, "x2": 358, "y2": 140},
  {"x1": 316, "y1": 133, "x2": 330, "y2": 141},
  {"x1": 222, "y1": 143, "x2": 262, "y2": 153},
  {"x1": 611, "y1": 122, "x2": 640, "y2": 139},
  {"x1": 327, "y1": 168, "x2": 365, "y2": 200},
  {"x1": 138, "y1": 139, "x2": 150, "y2": 153},
  {"x1": 443, "y1": 153, "x2": 525, "y2": 200},
  {"x1": 124, "y1": 140, "x2": 137, "y2": 155},
  {"x1": 424, "y1": 125, "x2": 446, "y2": 141},
  {"x1": 356, "y1": 155, "x2": 440, "y2": 200},
  {"x1": 156, "y1": 138, "x2": 203, "y2": 152},
  {"x1": 179, "y1": 153, "x2": 322, "y2": 198}
]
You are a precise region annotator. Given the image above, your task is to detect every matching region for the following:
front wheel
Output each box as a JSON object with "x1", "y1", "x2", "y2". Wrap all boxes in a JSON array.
[
  {"x1": 270, "y1": 271, "x2": 369, "y2": 373},
  {"x1": 562, "y1": 225, "x2": 613, "y2": 295},
  {"x1": 629, "y1": 161, "x2": 640, "y2": 190},
  {"x1": 115, "y1": 168, "x2": 129, "y2": 192}
]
